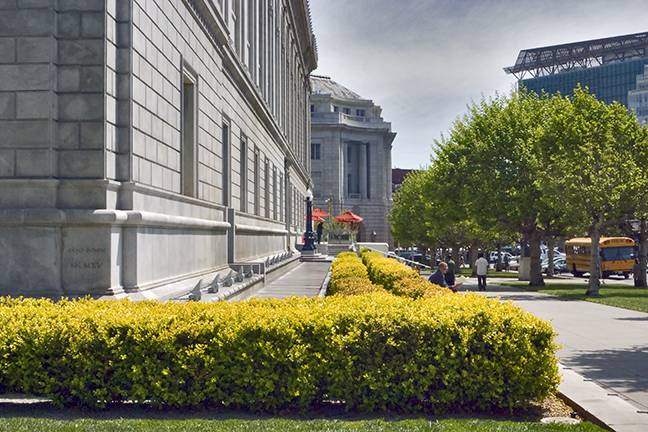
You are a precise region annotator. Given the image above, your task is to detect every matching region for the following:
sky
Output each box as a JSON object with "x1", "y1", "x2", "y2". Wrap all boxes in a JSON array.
[{"x1": 309, "y1": 0, "x2": 648, "y2": 169}]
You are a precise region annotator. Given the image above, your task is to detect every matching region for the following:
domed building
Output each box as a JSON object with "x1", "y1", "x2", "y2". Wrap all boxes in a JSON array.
[{"x1": 309, "y1": 75, "x2": 396, "y2": 246}]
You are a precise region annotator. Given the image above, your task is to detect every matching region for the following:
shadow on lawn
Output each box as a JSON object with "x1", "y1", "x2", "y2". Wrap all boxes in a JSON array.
[{"x1": 0, "y1": 400, "x2": 553, "y2": 423}]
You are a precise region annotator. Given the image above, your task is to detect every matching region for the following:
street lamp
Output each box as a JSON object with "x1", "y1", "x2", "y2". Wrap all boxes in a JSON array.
[{"x1": 302, "y1": 188, "x2": 317, "y2": 252}]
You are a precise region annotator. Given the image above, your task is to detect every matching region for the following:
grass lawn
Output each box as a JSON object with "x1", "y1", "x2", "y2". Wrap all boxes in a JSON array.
[
  {"x1": 0, "y1": 418, "x2": 604, "y2": 432},
  {"x1": 502, "y1": 281, "x2": 648, "y2": 313}
]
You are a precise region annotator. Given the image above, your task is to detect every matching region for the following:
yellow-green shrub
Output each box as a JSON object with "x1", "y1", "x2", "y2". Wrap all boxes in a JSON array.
[
  {"x1": 362, "y1": 251, "x2": 422, "y2": 291},
  {"x1": 329, "y1": 277, "x2": 387, "y2": 296},
  {"x1": 0, "y1": 294, "x2": 558, "y2": 412},
  {"x1": 392, "y1": 276, "x2": 451, "y2": 299},
  {"x1": 329, "y1": 252, "x2": 372, "y2": 294}
]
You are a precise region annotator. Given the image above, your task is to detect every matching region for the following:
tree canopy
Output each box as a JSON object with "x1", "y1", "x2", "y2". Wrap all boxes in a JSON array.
[{"x1": 391, "y1": 88, "x2": 648, "y2": 294}]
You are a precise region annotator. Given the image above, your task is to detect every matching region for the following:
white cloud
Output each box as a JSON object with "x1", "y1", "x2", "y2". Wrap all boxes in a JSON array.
[{"x1": 310, "y1": 0, "x2": 648, "y2": 168}]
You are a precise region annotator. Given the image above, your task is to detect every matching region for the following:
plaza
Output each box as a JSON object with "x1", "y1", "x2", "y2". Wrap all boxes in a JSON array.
[{"x1": 2, "y1": 1, "x2": 648, "y2": 432}]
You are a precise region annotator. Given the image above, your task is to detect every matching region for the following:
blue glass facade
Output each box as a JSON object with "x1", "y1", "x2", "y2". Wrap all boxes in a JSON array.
[{"x1": 520, "y1": 58, "x2": 648, "y2": 107}]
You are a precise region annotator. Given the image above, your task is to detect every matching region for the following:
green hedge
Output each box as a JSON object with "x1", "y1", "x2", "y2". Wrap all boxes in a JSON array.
[
  {"x1": 328, "y1": 252, "x2": 385, "y2": 296},
  {"x1": 361, "y1": 251, "x2": 449, "y2": 297},
  {"x1": 0, "y1": 295, "x2": 558, "y2": 412}
]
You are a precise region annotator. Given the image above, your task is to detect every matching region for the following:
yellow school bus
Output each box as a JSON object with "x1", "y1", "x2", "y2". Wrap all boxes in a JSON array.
[{"x1": 565, "y1": 237, "x2": 635, "y2": 278}]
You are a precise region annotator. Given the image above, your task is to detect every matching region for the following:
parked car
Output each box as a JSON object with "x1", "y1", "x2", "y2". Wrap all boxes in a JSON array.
[
  {"x1": 542, "y1": 256, "x2": 567, "y2": 273},
  {"x1": 489, "y1": 251, "x2": 514, "y2": 265}
]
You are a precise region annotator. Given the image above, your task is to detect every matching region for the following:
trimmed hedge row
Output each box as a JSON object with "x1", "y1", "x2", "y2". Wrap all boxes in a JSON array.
[
  {"x1": 328, "y1": 252, "x2": 385, "y2": 296},
  {"x1": 361, "y1": 251, "x2": 450, "y2": 297},
  {"x1": 0, "y1": 295, "x2": 559, "y2": 412}
]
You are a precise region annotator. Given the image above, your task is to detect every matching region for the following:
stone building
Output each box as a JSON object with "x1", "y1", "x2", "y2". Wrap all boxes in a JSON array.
[
  {"x1": 309, "y1": 75, "x2": 395, "y2": 245},
  {"x1": 0, "y1": 0, "x2": 317, "y2": 297}
]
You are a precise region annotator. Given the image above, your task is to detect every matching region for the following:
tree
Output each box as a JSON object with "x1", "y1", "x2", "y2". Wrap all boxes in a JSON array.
[
  {"x1": 539, "y1": 88, "x2": 648, "y2": 295},
  {"x1": 437, "y1": 91, "x2": 562, "y2": 285}
]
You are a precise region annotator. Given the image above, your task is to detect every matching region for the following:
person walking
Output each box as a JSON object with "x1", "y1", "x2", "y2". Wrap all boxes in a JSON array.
[
  {"x1": 316, "y1": 222, "x2": 324, "y2": 244},
  {"x1": 446, "y1": 255, "x2": 456, "y2": 288},
  {"x1": 475, "y1": 252, "x2": 489, "y2": 291}
]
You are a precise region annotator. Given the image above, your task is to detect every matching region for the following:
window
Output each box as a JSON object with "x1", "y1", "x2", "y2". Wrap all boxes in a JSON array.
[
  {"x1": 601, "y1": 247, "x2": 635, "y2": 261},
  {"x1": 222, "y1": 120, "x2": 231, "y2": 206},
  {"x1": 279, "y1": 173, "x2": 284, "y2": 222},
  {"x1": 333, "y1": 105, "x2": 339, "y2": 113},
  {"x1": 310, "y1": 104, "x2": 315, "y2": 113},
  {"x1": 356, "y1": 109, "x2": 365, "y2": 117},
  {"x1": 254, "y1": 147, "x2": 260, "y2": 216},
  {"x1": 181, "y1": 68, "x2": 197, "y2": 197},
  {"x1": 347, "y1": 145, "x2": 352, "y2": 162},
  {"x1": 239, "y1": 135, "x2": 248, "y2": 212},
  {"x1": 310, "y1": 143, "x2": 320, "y2": 160},
  {"x1": 264, "y1": 157, "x2": 270, "y2": 218},
  {"x1": 342, "y1": 107, "x2": 350, "y2": 115},
  {"x1": 272, "y1": 165, "x2": 277, "y2": 220}
]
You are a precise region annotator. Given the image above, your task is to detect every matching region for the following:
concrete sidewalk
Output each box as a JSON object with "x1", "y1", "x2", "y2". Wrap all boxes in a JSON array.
[
  {"x1": 250, "y1": 261, "x2": 330, "y2": 299},
  {"x1": 462, "y1": 280, "x2": 648, "y2": 431}
]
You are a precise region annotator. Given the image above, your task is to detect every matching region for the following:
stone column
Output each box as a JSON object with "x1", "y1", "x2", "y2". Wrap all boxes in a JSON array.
[
  {"x1": 359, "y1": 143, "x2": 367, "y2": 199},
  {"x1": 341, "y1": 141, "x2": 348, "y2": 199}
]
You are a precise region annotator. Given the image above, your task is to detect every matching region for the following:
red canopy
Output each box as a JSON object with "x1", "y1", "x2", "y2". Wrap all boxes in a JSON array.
[
  {"x1": 312, "y1": 208, "x2": 330, "y2": 219},
  {"x1": 312, "y1": 215, "x2": 325, "y2": 223},
  {"x1": 335, "y1": 211, "x2": 363, "y2": 223}
]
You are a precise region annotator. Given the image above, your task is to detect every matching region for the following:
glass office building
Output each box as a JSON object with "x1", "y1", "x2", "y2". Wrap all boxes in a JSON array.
[
  {"x1": 505, "y1": 32, "x2": 648, "y2": 109},
  {"x1": 521, "y1": 58, "x2": 648, "y2": 107}
]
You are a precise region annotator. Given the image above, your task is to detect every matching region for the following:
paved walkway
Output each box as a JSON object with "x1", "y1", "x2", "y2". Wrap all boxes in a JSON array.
[
  {"x1": 251, "y1": 261, "x2": 330, "y2": 299},
  {"x1": 460, "y1": 279, "x2": 648, "y2": 431}
]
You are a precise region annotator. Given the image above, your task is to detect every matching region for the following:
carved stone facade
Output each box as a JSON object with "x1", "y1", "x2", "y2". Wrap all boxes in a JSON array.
[
  {"x1": 309, "y1": 75, "x2": 395, "y2": 246},
  {"x1": 0, "y1": 0, "x2": 317, "y2": 297}
]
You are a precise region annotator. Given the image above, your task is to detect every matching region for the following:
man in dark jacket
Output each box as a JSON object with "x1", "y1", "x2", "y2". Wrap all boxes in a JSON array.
[{"x1": 428, "y1": 262, "x2": 460, "y2": 292}]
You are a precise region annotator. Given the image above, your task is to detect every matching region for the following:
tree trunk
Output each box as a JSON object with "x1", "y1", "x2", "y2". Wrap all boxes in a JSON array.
[
  {"x1": 529, "y1": 231, "x2": 545, "y2": 286},
  {"x1": 496, "y1": 243, "x2": 503, "y2": 271},
  {"x1": 547, "y1": 237, "x2": 555, "y2": 277},
  {"x1": 639, "y1": 220, "x2": 647, "y2": 288},
  {"x1": 469, "y1": 246, "x2": 478, "y2": 277},
  {"x1": 588, "y1": 223, "x2": 602, "y2": 296}
]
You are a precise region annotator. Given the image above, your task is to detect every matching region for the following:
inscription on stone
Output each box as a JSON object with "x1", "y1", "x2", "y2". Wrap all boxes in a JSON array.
[{"x1": 66, "y1": 247, "x2": 106, "y2": 270}]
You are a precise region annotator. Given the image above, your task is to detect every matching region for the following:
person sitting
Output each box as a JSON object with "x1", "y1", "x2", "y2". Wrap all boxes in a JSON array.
[{"x1": 428, "y1": 261, "x2": 461, "y2": 292}]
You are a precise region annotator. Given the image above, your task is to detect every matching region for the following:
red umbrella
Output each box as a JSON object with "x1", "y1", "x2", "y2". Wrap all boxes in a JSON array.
[
  {"x1": 312, "y1": 208, "x2": 330, "y2": 219},
  {"x1": 335, "y1": 211, "x2": 363, "y2": 223}
]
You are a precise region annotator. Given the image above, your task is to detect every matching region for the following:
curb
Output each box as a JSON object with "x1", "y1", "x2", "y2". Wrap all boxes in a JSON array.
[
  {"x1": 557, "y1": 364, "x2": 648, "y2": 432},
  {"x1": 318, "y1": 270, "x2": 331, "y2": 297}
]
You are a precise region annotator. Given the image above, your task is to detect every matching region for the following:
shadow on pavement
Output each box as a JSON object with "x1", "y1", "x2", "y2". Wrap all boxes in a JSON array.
[{"x1": 562, "y1": 345, "x2": 648, "y2": 410}]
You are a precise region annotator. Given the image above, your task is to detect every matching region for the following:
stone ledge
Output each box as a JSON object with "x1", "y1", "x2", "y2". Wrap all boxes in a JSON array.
[
  {"x1": 235, "y1": 223, "x2": 288, "y2": 235},
  {"x1": 0, "y1": 209, "x2": 231, "y2": 230}
]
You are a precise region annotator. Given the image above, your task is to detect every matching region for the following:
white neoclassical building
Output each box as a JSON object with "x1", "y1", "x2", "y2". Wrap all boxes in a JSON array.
[
  {"x1": 0, "y1": 0, "x2": 317, "y2": 297},
  {"x1": 309, "y1": 76, "x2": 395, "y2": 245}
]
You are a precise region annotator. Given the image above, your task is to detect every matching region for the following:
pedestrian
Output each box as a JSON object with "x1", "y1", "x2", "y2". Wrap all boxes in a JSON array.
[
  {"x1": 633, "y1": 257, "x2": 641, "y2": 288},
  {"x1": 316, "y1": 222, "x2": 324, "y2": 244},
  {"x1": 475, "y1": 252, "x2": 489, "y2": 291},
  {"x1": 446, "y1": 255, "x2": 456, "y2": 288},
  {"x1": 428, "y1": 261, "x2": 461, "y2": 292}
]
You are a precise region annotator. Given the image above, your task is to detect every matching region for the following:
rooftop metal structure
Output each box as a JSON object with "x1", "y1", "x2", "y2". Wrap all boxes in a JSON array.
[{"x1": 504, "y1": 31, "x2": 648, "y2": 79}]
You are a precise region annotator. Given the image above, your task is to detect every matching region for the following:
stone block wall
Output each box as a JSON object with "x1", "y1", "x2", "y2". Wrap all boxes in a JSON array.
[
  {"x1": 56, "y1": 0, "x2": 106, "y2": 179},
  {"x1": 0, "y1": 0, "x2": 314, "y2": 296},
  {"x1": 0, "y1": 1, "x2": 56, "y2": 179}
]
